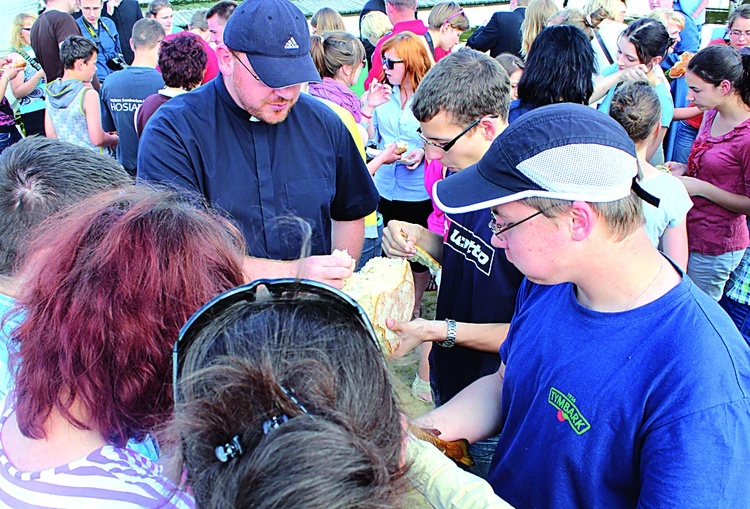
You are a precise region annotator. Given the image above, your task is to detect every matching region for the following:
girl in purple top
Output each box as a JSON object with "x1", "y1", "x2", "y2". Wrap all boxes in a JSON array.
[
  {"x1": 0, "y1": 187, "x2": 245, "y2": 508},
  {"x1": 666, "y1": 45, "x2": 750, "y2": 300}
]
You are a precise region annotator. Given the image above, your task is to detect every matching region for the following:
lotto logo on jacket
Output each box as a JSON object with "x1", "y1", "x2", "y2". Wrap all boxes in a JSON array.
[{"x1": 445, "y1": 221, "x2": 495, "y2": 276}]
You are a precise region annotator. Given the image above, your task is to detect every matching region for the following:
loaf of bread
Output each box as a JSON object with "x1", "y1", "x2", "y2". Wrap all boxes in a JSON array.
[{"x1": 336, "y1": 252, "x2": 414, "y2": 354}]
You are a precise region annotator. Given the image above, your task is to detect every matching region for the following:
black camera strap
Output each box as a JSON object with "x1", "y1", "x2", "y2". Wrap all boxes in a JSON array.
[
  {"x1": 80, "y1": 17, "x2": 117, "y2": 60},
  {"x1": 15, "y1": 48, "x2": 42, "y2": 72}
]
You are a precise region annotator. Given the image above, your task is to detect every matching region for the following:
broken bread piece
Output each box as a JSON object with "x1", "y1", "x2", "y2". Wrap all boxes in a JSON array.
[
  {"x1": 332, "y1": 249, "x2": 356, "y2": 273},
  {"x1": 394, "y1": 141, "x2": 408, "y2": 155},
  {"x1": 340, "y1": 257, "x2": 414, "y2": 354},
  {"x1": 408, "y1": 245, "x2": 440, "y2": 272}
]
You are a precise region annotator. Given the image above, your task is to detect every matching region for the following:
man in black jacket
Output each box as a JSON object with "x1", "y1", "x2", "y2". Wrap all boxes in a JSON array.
[
  {"x1": 103, "y1": 0, "x2": 143, "y2": 64},
  {"x1": 466, "y1": 0, "x2": 528, "y2": 58}
]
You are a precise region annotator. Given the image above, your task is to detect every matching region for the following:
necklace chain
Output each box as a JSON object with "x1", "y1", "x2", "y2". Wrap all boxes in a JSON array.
[{"x1": 621, "y1": 257, "x2": 666, "y2": 312}]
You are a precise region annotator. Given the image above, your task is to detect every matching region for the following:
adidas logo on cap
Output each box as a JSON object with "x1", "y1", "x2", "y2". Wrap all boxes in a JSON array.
[{"x1": 284, "y1": 37, "x2": 299, "y2": 50}]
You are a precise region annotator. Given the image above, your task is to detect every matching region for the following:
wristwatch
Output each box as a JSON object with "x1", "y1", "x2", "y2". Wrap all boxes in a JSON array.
[{"x1": 439, "y1": 319, "x2": 457, "y2": 348}]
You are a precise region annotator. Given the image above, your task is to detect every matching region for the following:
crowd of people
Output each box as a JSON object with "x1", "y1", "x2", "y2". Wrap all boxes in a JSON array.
[{"x1": 0, "y1": 0, "x2": 749, "y2": 506}]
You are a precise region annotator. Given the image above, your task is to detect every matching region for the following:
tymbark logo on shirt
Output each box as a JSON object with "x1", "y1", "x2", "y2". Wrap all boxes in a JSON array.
[{"x1": 548, "y1": 387, "x2": 591, "y2": 435}]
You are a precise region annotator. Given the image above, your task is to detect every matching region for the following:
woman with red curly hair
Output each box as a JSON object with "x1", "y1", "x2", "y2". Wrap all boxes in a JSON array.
[{"x1": 0, "y1": 186, "x2": 245, "y2": 507}]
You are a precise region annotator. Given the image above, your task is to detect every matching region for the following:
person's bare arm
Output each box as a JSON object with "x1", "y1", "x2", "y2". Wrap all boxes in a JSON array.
[
  {"x1": 241, "y1": 254, "x2": 356, "y2": 288},
  {"x1": 412, "y1": 365, "x2": 506, "y2": 443},
  {"x1": 331, "y1": 217, "x2": 365, "y2": 263},
  {"x1": 83, "y1": 88, "x2": 118, "y2": 147},
  {"x1": 44, "y1": 109, "x2": 57, "y2": 138},
  {"x1": 590, "y1": 65, "x2": 649, "y2": 104},
  {"x1": 672, "y1": 106, "x2": 701, "y2": 121},
  {"x1": 679, "y1": 177, "x2": 750, "y2": 215},
  {"x1": 382, "y1": 220, "x2": 443, "y2": 263},
  {"x1": 660, "y1": 221, "x2": 689, "y2": 271},
  {"x1": 387, "y1": 319, "x2": 509, "y2": 358},
  {"x1": 8, "y1": 56, "x2": 44, "y2": 99}
]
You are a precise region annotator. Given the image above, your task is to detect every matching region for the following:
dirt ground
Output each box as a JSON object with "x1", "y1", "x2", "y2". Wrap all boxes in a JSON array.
[
  {"x1": 387, "y1": 290, "x2": 437, "y2": 420},
  {"x1": 386, "y1": 289, "x2": 437, "y2": 508}
]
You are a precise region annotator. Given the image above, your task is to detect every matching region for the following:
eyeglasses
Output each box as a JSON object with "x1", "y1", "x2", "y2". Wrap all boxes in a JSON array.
[
  {"x1": 729, "y1": 29, "x2": 750, "y2": 37},
  {"x1": 417, "y1": 115, "x2": 498, "y2": 153},
  {"x1": 382, "y1": 57, "x2": 404, "y2": 70},
  {"x1": 231, "y1": 51, "x2": 261, "y2": 82},
  {"x1": 488, "y1": 209, "x2": 546, "y2": 238},
  {"x1": 172, "y1": 278, "x2": 381, "y2": 401}
]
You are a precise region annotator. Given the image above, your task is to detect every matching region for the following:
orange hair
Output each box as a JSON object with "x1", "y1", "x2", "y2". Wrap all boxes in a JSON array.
[{"x1": 379, "y1": 32, "x2": 432, "y2": 92}]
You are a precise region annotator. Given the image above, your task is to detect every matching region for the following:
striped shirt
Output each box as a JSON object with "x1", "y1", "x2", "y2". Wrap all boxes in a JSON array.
[{"x1": 0, "y1": 405, "x2": 195, "y2": 509}]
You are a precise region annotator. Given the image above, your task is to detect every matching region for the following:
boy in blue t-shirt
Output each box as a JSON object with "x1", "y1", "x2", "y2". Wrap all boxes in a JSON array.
[{"x1": 417, "y1": 103, "x2": 750, "y2": 508}]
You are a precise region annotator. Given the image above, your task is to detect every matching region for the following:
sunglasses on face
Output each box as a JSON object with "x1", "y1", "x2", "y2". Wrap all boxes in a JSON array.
[
  {"x1": 382, "y1": 57, "x2": 404, "y2": 70},
  {"x1": 172, "y1": 278, "x2": 381, "y2": 402}
]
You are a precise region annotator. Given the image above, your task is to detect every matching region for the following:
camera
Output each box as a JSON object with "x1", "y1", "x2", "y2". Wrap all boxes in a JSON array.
[{"x1": 106, "y1": 54, "x2": 128, "y2": 71}]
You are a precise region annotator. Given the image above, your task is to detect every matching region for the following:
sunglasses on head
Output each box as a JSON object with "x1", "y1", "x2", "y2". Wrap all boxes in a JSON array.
[
  {"x1": 382, "y1": 57, "x2": 404, "y2": 70},
  {"x1": 172, "y1": 278, "x2": 381, "y2": 402}
]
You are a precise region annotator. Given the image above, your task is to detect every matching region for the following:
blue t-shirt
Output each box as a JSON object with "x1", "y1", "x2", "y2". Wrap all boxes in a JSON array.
[
  {"x1": 100, "y1": 66, "x2": 164, "y2": 173},
  {"x1": 431, "y1": 210, "x2": 524, "y2": 405},
  {"x1": 598, "y1": 63, "x2": 674, "y2": 128},
  {"x1": 489, "y1": 272, "x2": 750, "y2": 507},
  {"x1": 76, "y1": 17, "x2": 121, "y2": 83},
  {"x1": 137, "y1": 79, "x2": 379, "y2": 259}
]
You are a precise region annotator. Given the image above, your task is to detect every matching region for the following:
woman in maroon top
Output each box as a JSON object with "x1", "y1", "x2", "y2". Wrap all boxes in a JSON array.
[
  {"x1": 136, "y1": 34, "x2": 206, "y2": 136},
  {"x1": 666, "y1": 45, "x2": 750, "y2": 300}
]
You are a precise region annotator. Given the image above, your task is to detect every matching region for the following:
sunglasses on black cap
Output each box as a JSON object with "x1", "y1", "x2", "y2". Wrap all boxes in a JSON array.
[{"x1": 172, "y1": 278, "x2": 381, "y2": 402}]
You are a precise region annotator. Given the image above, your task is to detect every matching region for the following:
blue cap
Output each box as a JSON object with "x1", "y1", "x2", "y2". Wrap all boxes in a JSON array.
[
  {"x1": 434, "y1": 103, "x2": 643, "y2": 215},
  {"x1": 223, "y1": 0, "x2": 321, "y2": 88}
]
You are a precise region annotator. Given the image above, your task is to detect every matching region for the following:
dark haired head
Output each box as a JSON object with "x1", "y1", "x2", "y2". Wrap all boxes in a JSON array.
[
  {"x1": 158, "y1": 34, "x2": 208, "y2": 90},
  {"x1": 688, "y1": 45, "x2": 750, "y2": 108},
  {"x1": 60, "y1": 35, "x2": 97, "y2": 69},
  {"x1": 10, "y1": 186, "x2": 246, "y2": 447},
  {"x1": 167, "y1": 292, "x2": 406, "y2": 508},
  {"x1": 131, "y1": 18, "x2": 165, "y2": 50},
  {"x1": 517, "y1": 25, "x2": 595, "y2": 108},
  {"x1": 309, "y1": 31, "x2": 365, "y2": 79},
  {"x1": 206, "y1": 0, "x2": 237, "y2": 21},
  {"x1": 412, "y1": 48, "x2": 510, "y2": 125},
  {"x1": 619, "y1": 18, "x2": 671, "y2": 67},
  {"x1": 0, "y1": 137, "x2": 131, "y2": 278},
  {"x1": 609, "y1": 80, "x2": 661, "y2": 144}
]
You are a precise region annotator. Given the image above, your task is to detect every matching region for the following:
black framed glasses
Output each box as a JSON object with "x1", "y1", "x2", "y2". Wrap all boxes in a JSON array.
[
  {"x1": 231, "y1": 51, "x2": 261, "y2": 82},
  {"x1": 489, "y1": 209, "x2": 546, "y2": 238},
  {"x1": 172, "y1": 278, "x2": 381, "y2": 401},
  {"x1": 418, "y1": 115, "x2": 497, "y2": 153},
  {"x1": 382, "y1": 57, "x2": 404, "y2": 70}
]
